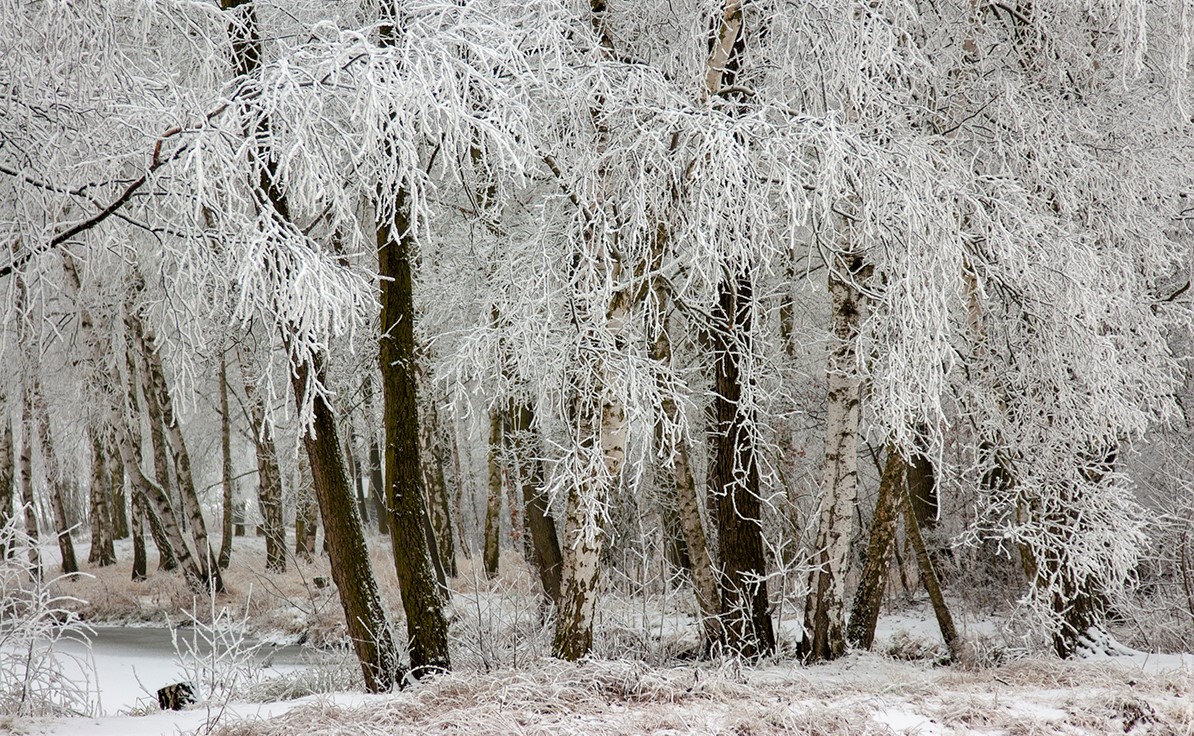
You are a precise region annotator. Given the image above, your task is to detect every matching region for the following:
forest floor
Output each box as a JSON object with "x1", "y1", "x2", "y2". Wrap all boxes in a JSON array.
[{"x1": 8, "y1": 536, "x2": 1194, "y2": 735}]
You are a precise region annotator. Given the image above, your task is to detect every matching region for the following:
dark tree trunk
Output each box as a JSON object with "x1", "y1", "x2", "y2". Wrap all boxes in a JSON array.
[
  {"x1": 218, "y1": 351, "x2": 234, "y2": 570},
  {"x1": 131, "y1": 489, "x2": 147, "y2": 581},
  {"x1": 377, "y1": 185, "x2": 451, "y2": 674},
  {"x1": 846, "y1": 447, "x2": 905, "y2": 650},
  {"x1": 0, "y1": 415, "x2": 13, "y2": 559},
  {"x1": 88, "y1": 433, "x2": 117, "y2": 567},
  {"x1": 364, "y1": 372, "x2": 389, "y2": 536},
  {"x1": 900, "y1": 466, "x2": 960, "y2": 659},
  {"x1": 709, "y1": 271, "x2": 774, "y2": 659},
  {"x1": 418, "y1": 376, "x2": 456, "y2": 578},
  {"x1": 510, "y1": 403, "x2": 563, "y2": 606},
  {"x1": 291, "y1": 355, "x2": 404, "y2": 692},
  {"x1": 483, "y1": 409, "x2": 503, "y2": 579},
  {"x1": 109, "y1": 446, "x2": 129, "y2": 541},
  {"x1": 906, "y1": 447, "x2": 937, "y2": 531}
]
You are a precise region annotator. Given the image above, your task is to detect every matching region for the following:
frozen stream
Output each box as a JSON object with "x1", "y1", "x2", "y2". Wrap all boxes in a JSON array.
[{"x1": 46, "y1": 626, "x2": 323, "y2": 715}]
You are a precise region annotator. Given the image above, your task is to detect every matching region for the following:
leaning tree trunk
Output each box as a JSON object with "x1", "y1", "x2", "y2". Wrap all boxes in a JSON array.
[
  {"x1": 709, "y1": 271, "x2": 775, "y2": 659},
  {"x1": 900, "y1": 466, "x2": 960, "y2": 659},
  {"x1": 846, "y1": 446, "x2": 905, "y2": 650},
  {"x1": 377, "y1": 184, "x2": 451, "y2": 674},
  {"x1": 291, "y1": 355, "x2": 404, "y2": 691},
  {"x1": 218, "y1": 351, "x2": 234, "y2": 570},
  {"x1": 509, "y1": 403, "x2": 563, "y2": 607},
  {"x1": 483, "y1": 409, "x2": 504, "y2": 579},
  {"x1": 135, "y1": 315, "x2": 224, "y2": 591},
  {"x1": 800, "y1": 252, "x2": 866, "y2": 663}
]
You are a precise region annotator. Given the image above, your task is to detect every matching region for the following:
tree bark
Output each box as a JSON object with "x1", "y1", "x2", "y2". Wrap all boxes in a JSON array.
[
  {"x1": 88, "y1": 432, "x2": 117, "y2": 567},
  {"x1": 240, "y1": 360, "x2": 286, "y2": 573},
  {"x1": 0, "y1": 414, "x2": 14, "y2": 559},
  {"x1": 509, "y1": 403, "x2": 563, "y2": 606},
  {"x1": 295, "y1": 450, "x2": 318, "y2": 562},
  {"x1": 900, "y1": 466, "x2": 960, "y2": 659},
  {"x1": 419, "y1": 381, "x2": 457, "y2": 578},
  {"x1": 363, "y1": 371, "x2": 389, "y2": 536},
  {"x1": 483, "y1": 409, "x2": 504, "y2": 579},
  {"x1": 291, "y1": 354, "x2": 404, "y2": 691},
  {"x1": 18, "y1": 392, "x2": 40, "y2": 578},
  {"x1": 709, "y1": 271, "x2": 774, "y2": 659},
  {"x1": 800, "y1": 253, "x2": 866, "y2": 662},
  {"x1": 134, "y1": 314, "x2": 223, "y2": 591},
  {"x1": 377, "y1": 183, "x2": 451, "y2": 674},
  {"x1": 846, "y1": 446, "x2": 904, "y2": 650},
  {"x1": 218, "y1": 351, "x2": 234, "y2": 570},
  {"x1": 110, "y1": 455, "x2": 129, "y2": 541},
  {"x1": 131, "y1": 489, "x2": 147, "y2": 581}
]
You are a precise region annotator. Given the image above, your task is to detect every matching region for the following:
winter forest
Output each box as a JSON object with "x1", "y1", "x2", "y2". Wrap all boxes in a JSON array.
[{"x1": 4, "y1": 0, "x2": 1194, "y2": 733}]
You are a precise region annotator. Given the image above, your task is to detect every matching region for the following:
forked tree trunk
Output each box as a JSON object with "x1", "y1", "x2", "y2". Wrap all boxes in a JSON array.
[
  {"x1": 709, "y1": 271, "x2": 774, "y2": 659},
  {"x1": 800, "y1": 253, "x2": 866, "y2": 662},
  {"x1": 135, "y1": 316, "x2": 223, "y2": 591},
  {"x1": 291, "y1": 355, "x2": 404, "y2": 691},
  {"x1": 483, "y1": 409, "x2": 504, "y2": 579},
  {"x1": 218, "y1": 351, "x2": 234, "y2": 570},
  {"x1": 846, "y1": 447, "x2": 905, "y2": 649},
  {"x1": 377, "y1": 184, "x2": 451, "y2": 674},
  {"x1": 88, "y1": 433, "x2": 117, "y2": 567},
  {"x1": 509, "y1": 403, "x2": 563, "y2": 606}
]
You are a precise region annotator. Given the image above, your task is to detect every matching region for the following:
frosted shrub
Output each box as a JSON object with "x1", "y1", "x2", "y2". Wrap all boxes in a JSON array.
[
  {"x1": 168, "y1": 591, "x2": 265, "y2": 719},
  {"x1": 0, "y1": 512, "x2": 96, "y2": 717}
]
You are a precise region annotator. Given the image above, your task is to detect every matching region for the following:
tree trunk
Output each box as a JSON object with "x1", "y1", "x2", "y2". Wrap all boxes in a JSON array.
[
  {"x1": 218, "y1": 351, "x2": 234, "y2": 570},
  {"x1": 240, "y1": 361, "x2": 286, "y2": 573},
  {"x1": 364, "y1": 372, "x2": 389, "y2": 536},
  {"x1": 131, "y1": 489, "x2": 147, "y2": 581},
  {"x1": 419, "y1": 380, "x2": 456, "y2": 578},
  {"x1": 0, "y1": 415, "x2": 13, "y2": 559},
  {"x1": 135, "y1": 315, "x2": 223, "y2": 591},
  {"x1": 900, "y1": 466, "x2": 960, "y2": 659},
  {"x1": 652, "y1": 301, "x2": 721, "y2": 652},
  {"x1": 18, "y1": 393, "x2": 40, "y2": 578},
  {"x1": 483, "y1": 409, "x2": 503, "y2": 579},
  {"x1": 709, "y1": 271, "x2": 774, "y2": 659},
  {"x1": 846, "y1": 446, "x2": 904, "y2": 650},
  {"x1": 110, "y1": 455, "x2": 129, "y2": 541},
  {"x1": 88, "y1": 433, "x2": 117, "y2": 567},
  {"x1": 291, "y1": 354, "x2": 404, "y2": 691},
  {"x1": 509, "y1": 403, "x2": 563, "y2": 606},
  {"x1": 800, "y1": 253, "x2": 866, "y2": 663},
  {"x1": 377, "y1": 184, "x2": 451, "y2": 674},
  {"x1": 295, "y1": 450, "x2": 318, "y2": 562}
]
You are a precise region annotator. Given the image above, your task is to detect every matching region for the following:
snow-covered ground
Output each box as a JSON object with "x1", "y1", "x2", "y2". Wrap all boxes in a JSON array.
[{"x1": 8, "y1": 538, "x2": 1194, "y2": 735}]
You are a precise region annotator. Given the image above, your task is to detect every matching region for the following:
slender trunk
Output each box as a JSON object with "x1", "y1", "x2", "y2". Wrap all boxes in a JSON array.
[
  {"x1": 652, "y1": 304, "x2": 721, "y2": 651},
  {"x1": 0, "y1": 415, "x2": 13, "y2": 559},
  {"x1": 419, "y1": 382, "x2": 456, "y2": 578},
  {"x1": 364, "y1": 372, "x2": 389, "y2": 536},
  {"x1": 218, "y1": 352, "x2": 234, "y2": 570},
  {"x1": 709, "y1": 271, "x2": 774, "y2": 659},
  {"x1": 135, "y1": 315, "x2": 223, "y2": 591},
  {"x1": 295, "y1": 451, "x2": 318, "y2": 562},
  {"x1": 900, "y1": 467, "x2": 960, "y2": 659},
  {"x1": 88, "y1": 432, "x2": 117, "y2": 567},
  {"x1": 291, "y1": 354, "x2": 404, "y2": 691},
  {"x1": 240, "y1": 361, "x2": 286, "y2": 573},
  {"x1": 846, "y1": 446, "x2": 905, "y2": 650},
  {"x1": 906, "y1": 447, "x2": 937, "y2": 531},
  {"x1": 110, "y1": 456, "x2": 129, "y2": 541},
  {"x1": 18, "y1": 393, "x2": 40, "y2": 577},
  {"x1": 131, "y1": 489, "x2": 147, "y2": 581},
  {"x1": 800, "y1": 253, "x2": 866, "y2": 662},
  {"x1": 483, "y1": 409, "x2": 503, "y2": 579},
  {"x1": 377, "y1": 185, "x2": 451, "y2": 673},
  {"x1": 509, "y1": 403, "x2": 563, "y2": 606}
]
